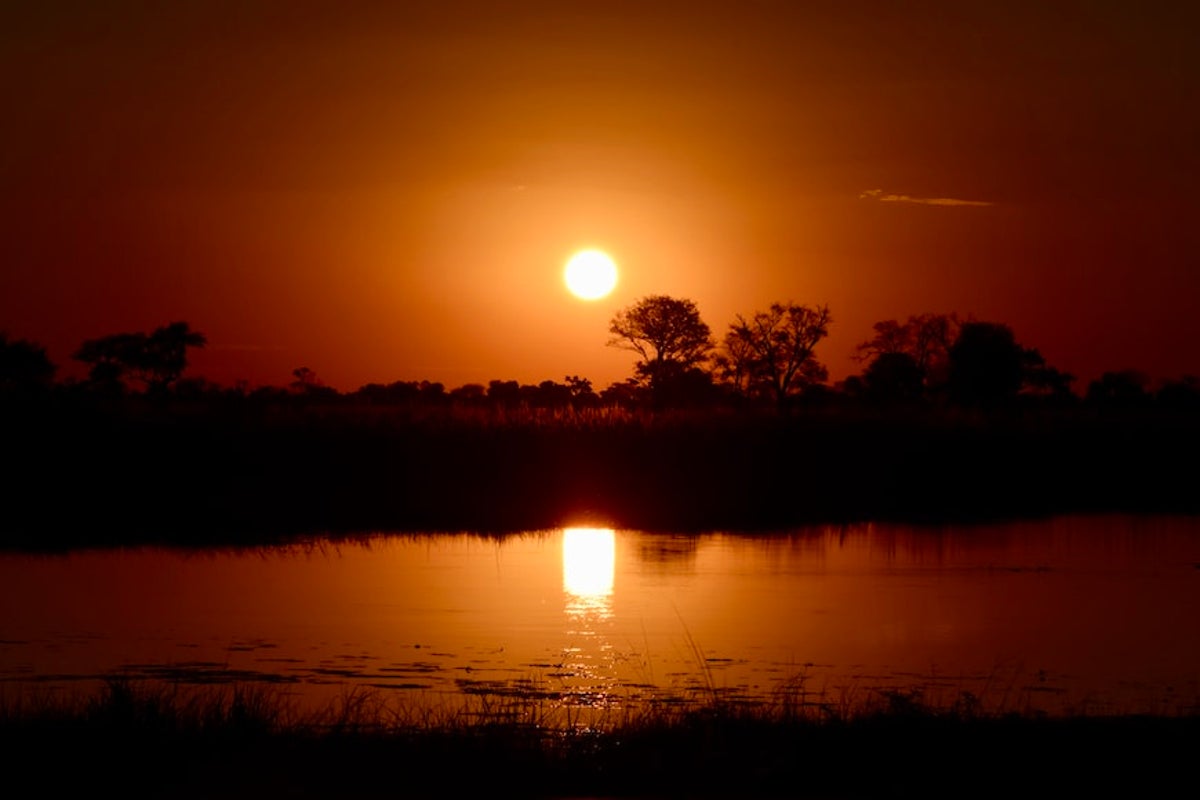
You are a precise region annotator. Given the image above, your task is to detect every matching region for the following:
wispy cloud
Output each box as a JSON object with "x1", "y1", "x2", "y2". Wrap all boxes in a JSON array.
[{"x1": 859, "y1": 189, "x2": 993, "y2": 207}]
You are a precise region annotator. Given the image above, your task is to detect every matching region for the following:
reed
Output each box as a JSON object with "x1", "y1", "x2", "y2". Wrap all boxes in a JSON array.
[{"x1": 2, "y1": 675, "x2": 1195, "y2": 798}]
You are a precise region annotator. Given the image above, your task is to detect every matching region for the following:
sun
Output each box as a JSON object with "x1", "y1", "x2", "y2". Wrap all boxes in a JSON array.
[{"x1": 564, "y1": 249, "x2": 618, "y2": 300}]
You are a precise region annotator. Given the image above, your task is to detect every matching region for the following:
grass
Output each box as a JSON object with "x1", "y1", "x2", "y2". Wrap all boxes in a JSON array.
[{"x1": 3, "y1": 675, "x2": 1196, "y2": 798}]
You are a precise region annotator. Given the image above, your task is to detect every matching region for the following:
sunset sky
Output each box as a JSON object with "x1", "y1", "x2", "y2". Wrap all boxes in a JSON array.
[{"x1": 2, "y1": 1, "x2": 1196, "y2": 392}]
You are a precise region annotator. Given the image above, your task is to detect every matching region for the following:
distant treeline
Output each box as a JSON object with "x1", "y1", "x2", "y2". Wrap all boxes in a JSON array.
[
  {"x1": 2, "y1": 305, "x2": 1198, "y2": 413},
  {"x1": 3, "y1": 309, "x2": 1198, "y2": 546}
]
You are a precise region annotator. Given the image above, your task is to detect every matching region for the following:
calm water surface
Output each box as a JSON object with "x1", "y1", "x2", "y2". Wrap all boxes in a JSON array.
[{"x1": 3, "y1": 514, "x2": 1198, "y2": 720}]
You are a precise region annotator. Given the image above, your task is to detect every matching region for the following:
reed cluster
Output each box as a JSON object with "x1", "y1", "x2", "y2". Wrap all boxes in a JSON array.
[{"x1": 3, "y1": 677, "x2": 1195, "y2": 798}]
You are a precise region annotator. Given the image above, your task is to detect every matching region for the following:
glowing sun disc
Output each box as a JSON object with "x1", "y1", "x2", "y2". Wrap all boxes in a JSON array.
[{"x1": 564, "y1": 250, "x2": 618, "y2": 300}]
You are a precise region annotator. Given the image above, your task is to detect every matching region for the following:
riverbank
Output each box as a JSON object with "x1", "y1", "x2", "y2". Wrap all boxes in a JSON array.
[
  {"x1": 3, "y1": 679, "x2": 1195, "y2": 798},
  {"x1": 4, "y1": 400, "x2": 1199, "y2": 548}
]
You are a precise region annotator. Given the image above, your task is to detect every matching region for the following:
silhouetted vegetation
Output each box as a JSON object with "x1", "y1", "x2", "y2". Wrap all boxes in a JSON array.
[
  {"x1": 855, "y1": 313, "x2": 959, "y2": 385},
  {"x1": 719, "y1": 301, "x2": 832, "y2": 410},
  {"x1": 73, "y1": 320, "x2": 206, "y2": 395},
  {"x1": 3, "y1": 317, "x2": 1198, "y2": 796},
  {"x1": 860, "y1": 351, "x2": 926, "y2": 404},
  {"x1": 0, "y1": 332, "x2": 56, "y2": 394},
  {"x1": 608, "y1": 294, "x2": 717, "y2": 408},
  {"x1": 2, "y1": 677, "x2": 1193, "y2": 798},
  {"x1": 947, "y1": 321, "x2": 1041, "y2": 407},
  {"x1": 2, "y1": 311, "x2": 1198, "y2": 547}
]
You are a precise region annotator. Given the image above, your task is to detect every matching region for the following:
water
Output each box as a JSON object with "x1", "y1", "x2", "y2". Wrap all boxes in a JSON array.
[{"x1": 2, "y1": 514, "x2": 1199, "y2": 720}]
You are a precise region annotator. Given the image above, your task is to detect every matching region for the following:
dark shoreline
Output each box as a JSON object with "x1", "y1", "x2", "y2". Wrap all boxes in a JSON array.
[
  {"x1": 3, "y1": 679, "x2": 1196, "y2": 798},
  {"x1": 4, "y1": 401, "x2": 1199, "y2": 549}
]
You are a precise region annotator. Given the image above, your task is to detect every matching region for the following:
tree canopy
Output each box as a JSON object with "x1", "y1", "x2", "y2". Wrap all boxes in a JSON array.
[
  {"x1": 720, "y1": 302, "x2": 831, "y2": 408},
  {"x1": 945, "y1": 321, "x2": 1032, "y2": 407},
  {"x1": 0, "y1": 334, "x2": 56, "y2": 393},
  {"x1": 74, "y1": 321, "x2": 206, "y2": 393},
  {"x1": 608, "y1": 295, "x2": 713, "y2": 401},
  {"x1": 856, "y1": 313, "x2": 960, "y2": 393}
]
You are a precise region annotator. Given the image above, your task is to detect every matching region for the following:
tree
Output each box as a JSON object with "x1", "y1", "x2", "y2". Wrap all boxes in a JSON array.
[
  {"x1": 74, "y1": 321, "x2": 206, "y2": 394},
  {"x1": 856, "y1": 313, "x2": 960, "y2": 395},
  {"x1": 291, "y1": 366, "x2": 320, "y2": 392},
  {"x1": 1086, "y1": 370, "x2": 1151, "y2": 408},
  {"x1": 73, "y1": 331, "x2": 146, "y2": 390},
  {"x1": 862, "y1": 351, "x2": 925, "y2": 404},
  {"x1": 486, "y1": 379, "x2": 522, "y2": 406},
  {"x1": 1020, "y1": 348, "x2": 1076, "y2": 403},
  {"x1": 449, "y1": 383, "x2": 486, "y2": 404},
  {"x1": 564, "y1": 375, "x2": 599, "y2": 407},
  {"x1": 599, "y1": 378, "x2": 645, "y2": 408},
  {"x1": 289, "y1": 366, "x2": 338, "y2": 399},
  {"x1": 1157, "y1": 375, "x2": 1200, "y2": 410},
  {"x1": 712, "y1": 327, "x2": 756, "y2": 395},
  {"x1": 608, "y1": 295, "x2": 713, "y2": 403},
  {"x1": 945, "y1": 321, "x2": 1026, "y2": 407},
  {"x1": 0, "y1": 334, "x2": 56, "y2": 393},
  {"x1": 141, "y1": 322, "x2": 207, "y2": 393},
  {"x1": 721, "y1": 302, "x2": 832, "y2": 409},
  {"x1": 530, "y1": 380, "x2": 572, "y2": 408}
]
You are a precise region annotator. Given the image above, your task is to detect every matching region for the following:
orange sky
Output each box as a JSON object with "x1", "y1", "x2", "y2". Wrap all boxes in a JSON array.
[{"x1": 2, "y1": 1, "x2": 1197, "y2": 391}]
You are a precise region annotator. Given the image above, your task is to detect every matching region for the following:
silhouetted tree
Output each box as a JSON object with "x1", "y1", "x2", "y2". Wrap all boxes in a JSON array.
[
  {"x1": 836, "y1": 374, "x2": 867, "y2": 401},
  {"x1": 418, "y1": 381, "x2": 447, "y2": 403},
  {"x1": 862, "y1": 351, "x2": 925, "y2": 404},
  {"x1": 856, "y1": 313, "x2": 960, "y2": 395},
  {"x1": 712, "y1": 326, "x2": 756, "y2": 394},
  {"x1": 530, "y1": 380, "x2": 572, "y2": 408},
  {"x1": 1157, "y1": 375, "x2": 1200, "y2": 410},
  {"x1": 289, "y1": 366, "x2": 338, "y2": 399},
  {"x1": 1020, "y1": 349, "x2": 1076, "y2": 403},
  {"x1": 599, "y1": 378, "x2": 645, "y2": 408},
  {"x1": 721, "y1": 302, "x2": 831, "y2": 409},
  {"x1": 290, "y1": 367, "x2": 319, "y2": 391},
  {"x1": 487, "y1": 379, "x2": 522, "y2": 406},
  {"x1": 1086, "y1": 370, "x2": 1152, "y2": 408},
  {"x1": 356, "y1": 380, "x2": 447, "y2": 406},
  {"x1": 657, "y1": 366, "x2": 722, "y2": 408},
  {"x1": 608, "y1": 295, "x2": 713, "y2": 405},
  {"x1": 142, "y1": 322, "x2": 206, "y2": 393},
  {"x1": 449, "y1": 383, "x2": 486, "y2": 404},
  {"x1": 0, "y1": 334, "x2": 56, "y2": 393},
  {"x1": 355, "y1": 381, "x2": 416, "y2": 404},
  {"x1": 564, "y1": 375, "x2": 599, "y2": 407},
  {"x1": 946, "y1": 321, "x2": 1026, "y2": 407},
  {"x1": 73, "y1": 321, "x2": 206, "y2": 394},
  {"x1": 73, "y1": 332, "x2": 145, "y2": 391}
]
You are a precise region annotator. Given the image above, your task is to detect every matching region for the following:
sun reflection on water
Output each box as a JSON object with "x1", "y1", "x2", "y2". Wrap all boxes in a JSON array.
[
  {"x1": 562, "y1": 527, "x2": 615, "y2": 621},
  {"x1": 559, "y1": 527, "x2": 619, "y2": 709}
]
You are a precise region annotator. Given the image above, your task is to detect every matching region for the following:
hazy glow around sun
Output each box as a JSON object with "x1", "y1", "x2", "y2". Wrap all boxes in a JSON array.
[{"x1": 564, "y1": 249, "x2": 618, "y2": 300}]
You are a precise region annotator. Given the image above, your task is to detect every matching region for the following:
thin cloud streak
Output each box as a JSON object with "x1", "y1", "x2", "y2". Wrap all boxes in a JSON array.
[{"x1": 859, "y1": 189, "x2": 994, "y2": 207}]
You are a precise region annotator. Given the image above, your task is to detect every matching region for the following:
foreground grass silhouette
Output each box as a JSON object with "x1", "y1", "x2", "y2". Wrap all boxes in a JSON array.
[{"x1": 4, "y1": 678, "x2": 1196, "y2": 798}]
